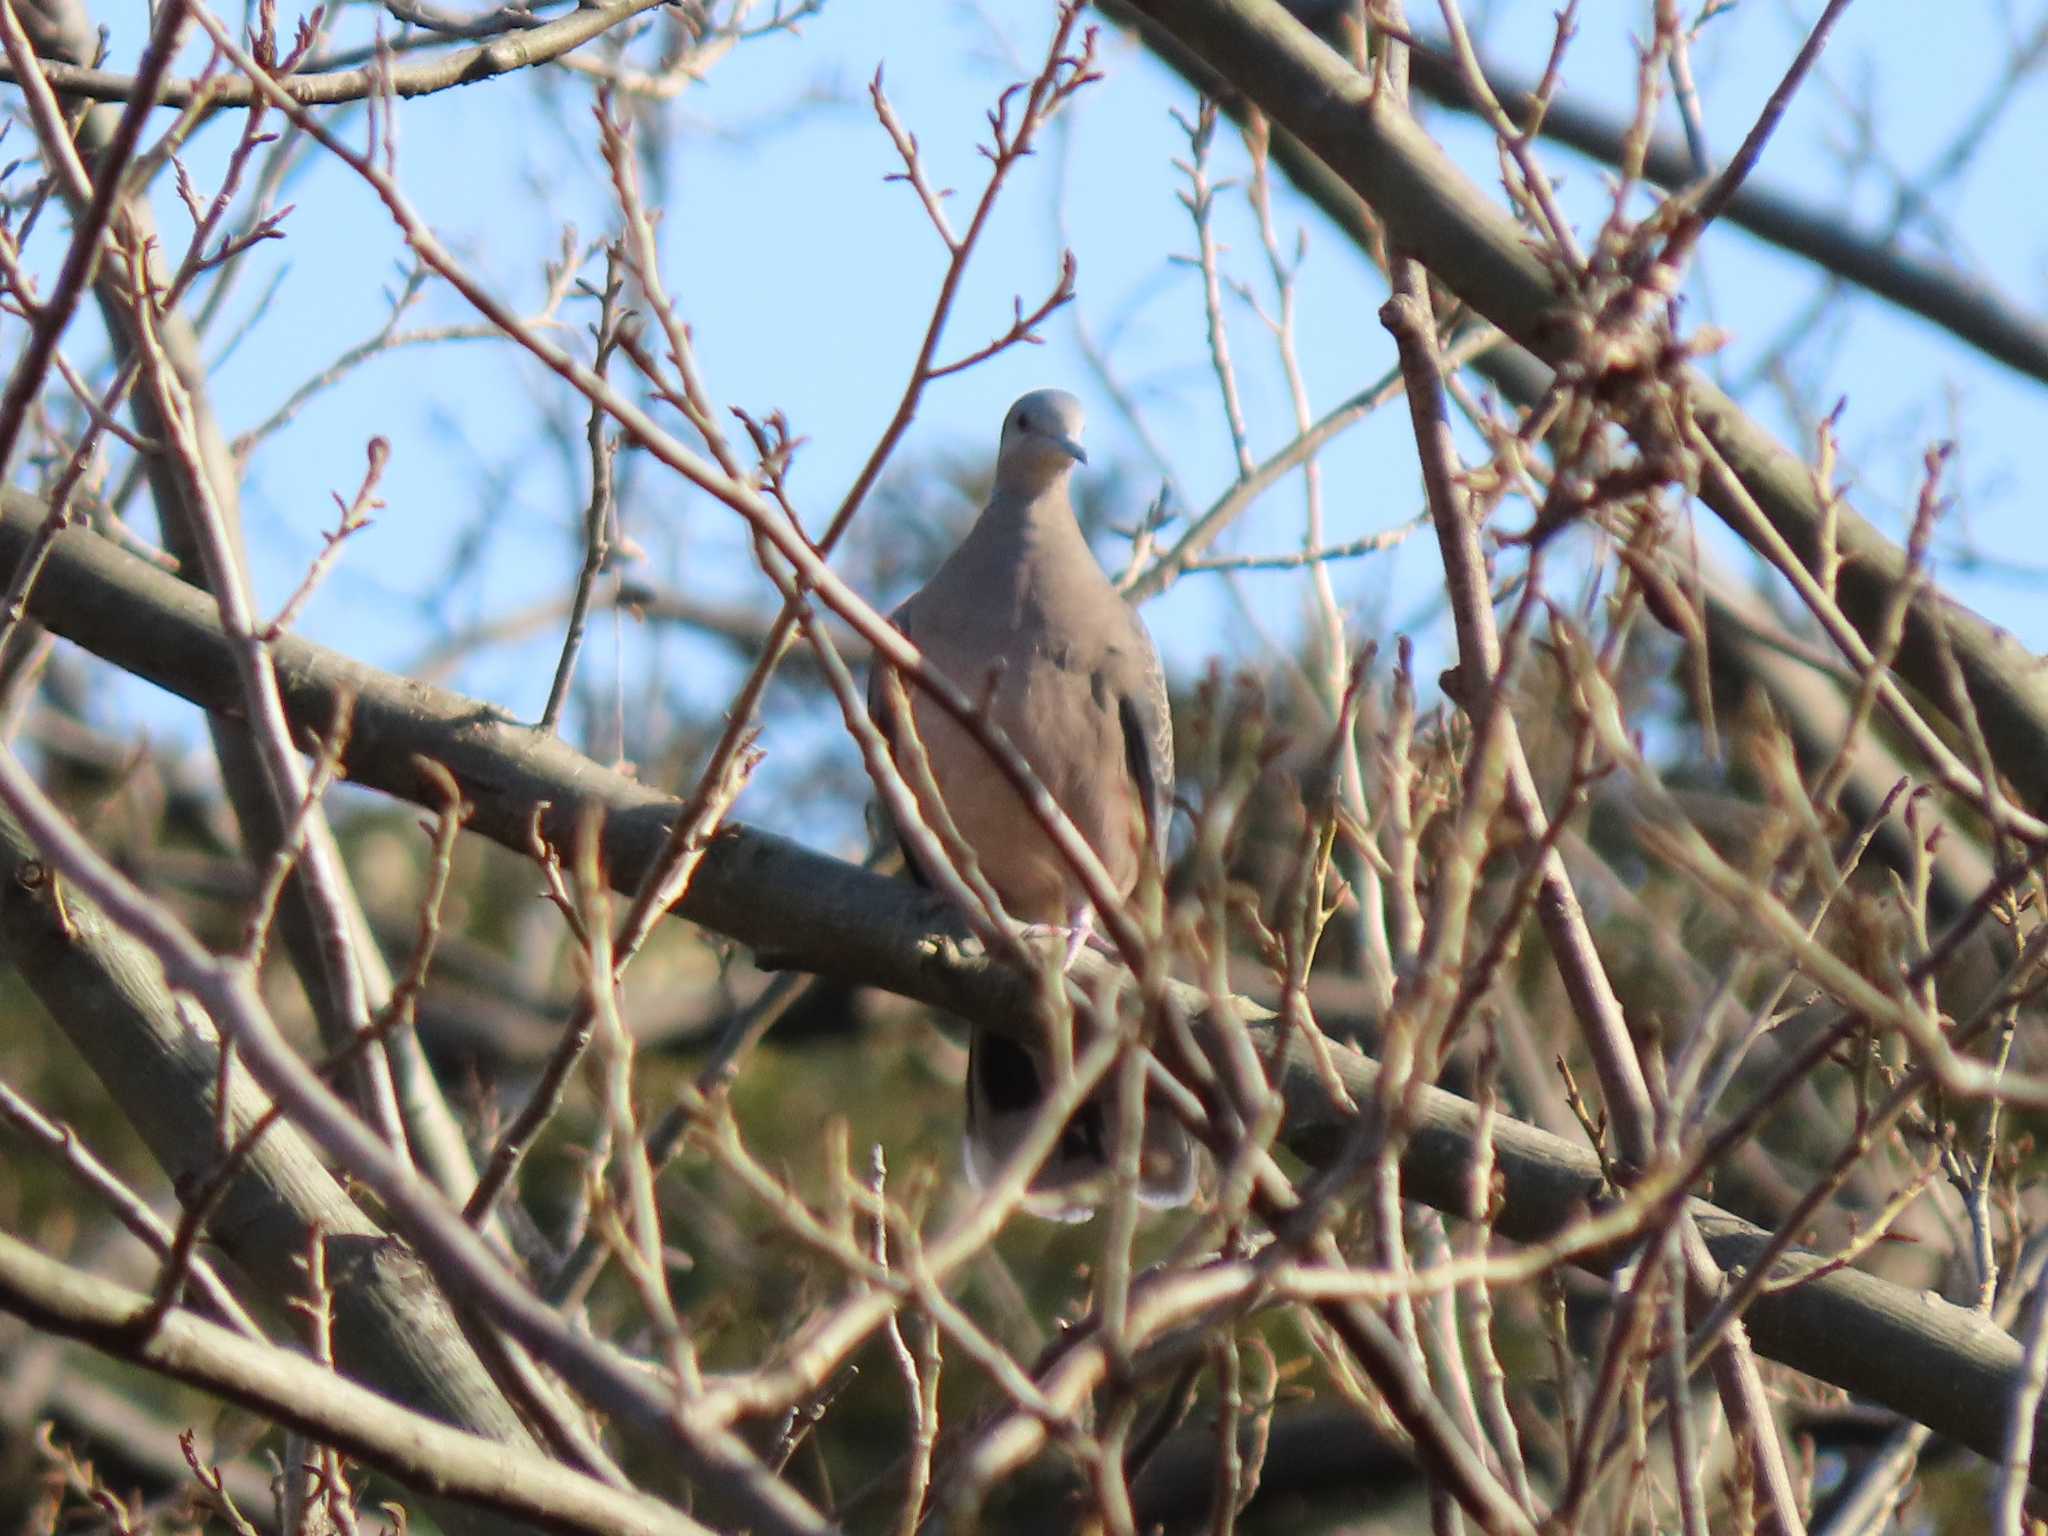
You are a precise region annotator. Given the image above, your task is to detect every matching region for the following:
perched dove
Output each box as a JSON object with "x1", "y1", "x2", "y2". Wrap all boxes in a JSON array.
[{"x1": 868, "y1": 389, "x2": 1194, "y2": 1219}]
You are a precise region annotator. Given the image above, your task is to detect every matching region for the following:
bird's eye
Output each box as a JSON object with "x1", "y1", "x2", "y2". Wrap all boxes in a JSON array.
[{"x1": 1017, "y1": 411, "x2": 1032, "y2": 432}]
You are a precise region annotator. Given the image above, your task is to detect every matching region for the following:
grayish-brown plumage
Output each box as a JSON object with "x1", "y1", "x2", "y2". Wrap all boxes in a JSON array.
[{"x1": 868, "y1": 389, "x2": 1194, "y2": 1219}]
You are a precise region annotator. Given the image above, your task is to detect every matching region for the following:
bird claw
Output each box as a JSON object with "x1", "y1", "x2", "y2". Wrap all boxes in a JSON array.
[
  {"x1": 1018, "y1": 910, "x2": 1114, "y2": 973},
  {"x1": 917, "y1": 931, "x2": 978, "y2": 968}
]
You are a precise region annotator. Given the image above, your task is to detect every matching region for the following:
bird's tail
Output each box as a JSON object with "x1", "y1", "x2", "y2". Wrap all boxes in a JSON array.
[{"x1": 963, "y1": 1027, "x2": 1197, "y2": 1222}]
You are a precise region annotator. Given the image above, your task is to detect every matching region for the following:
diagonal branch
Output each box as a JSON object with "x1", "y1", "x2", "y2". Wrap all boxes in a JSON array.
[
  {"x1": 0, "y1": 1228, "x2": 711, "y2": 1536},
  {"x1": 1118, "y1": 0, "x2": 2048, "y2": 831}
]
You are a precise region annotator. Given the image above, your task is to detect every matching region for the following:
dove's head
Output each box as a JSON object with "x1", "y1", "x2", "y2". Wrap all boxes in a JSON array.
[{"x1": 995, "y1": 389, "x2": 1087, "y2": 494}]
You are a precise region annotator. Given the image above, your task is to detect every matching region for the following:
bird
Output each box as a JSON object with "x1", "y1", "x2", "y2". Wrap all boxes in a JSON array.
[{"x1": 867, "y1": 388, "x2": 1195, "y2": 1219}]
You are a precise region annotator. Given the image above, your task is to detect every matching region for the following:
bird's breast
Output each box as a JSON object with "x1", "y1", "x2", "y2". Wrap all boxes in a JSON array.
[{"x1": 900, "y1": 638, "x2": 1144, "y2": 925}]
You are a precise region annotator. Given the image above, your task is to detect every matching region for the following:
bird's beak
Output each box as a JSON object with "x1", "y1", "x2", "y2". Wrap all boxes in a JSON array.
[{"x1": 1054, "y1": 435, "x2": 1088, "y2": 466}]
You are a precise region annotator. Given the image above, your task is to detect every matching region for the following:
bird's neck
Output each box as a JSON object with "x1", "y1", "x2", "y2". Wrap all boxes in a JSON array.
[{"x1": 973, "y1": 479, "x2": 1088, "y2": 558}]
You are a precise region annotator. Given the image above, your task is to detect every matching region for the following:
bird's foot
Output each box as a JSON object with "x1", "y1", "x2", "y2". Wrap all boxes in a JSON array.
[{"x1": 1017, "y1": 907, "x2": 1112, "y2": 974}]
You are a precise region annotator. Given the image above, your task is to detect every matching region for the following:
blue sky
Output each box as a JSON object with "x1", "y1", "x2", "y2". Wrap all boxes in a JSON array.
[{"x1": 41, "y1": 0, "x2": 2048, "y2": 848}]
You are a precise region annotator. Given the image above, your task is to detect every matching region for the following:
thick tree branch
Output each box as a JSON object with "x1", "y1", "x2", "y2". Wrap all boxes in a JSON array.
[
  {"x1": 1152, "y1": 1, "x2": 2048, "y2": 387},
  {"x1": 0, "y1": 802, "x2": 555, "y2": 1536},
  {"x1": 1119, "y1": 0, "x2": 2048, "y2": 824},
  {"x1": 2, "y1": 493, "x2": 2043, "y2": 1481},
  {"x1": 1403, "y1": 38, "x2": 2048, "y2": 390},
  {"x1": 0, "y1": 1227, "x2": 711, "y2": 1536}
]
